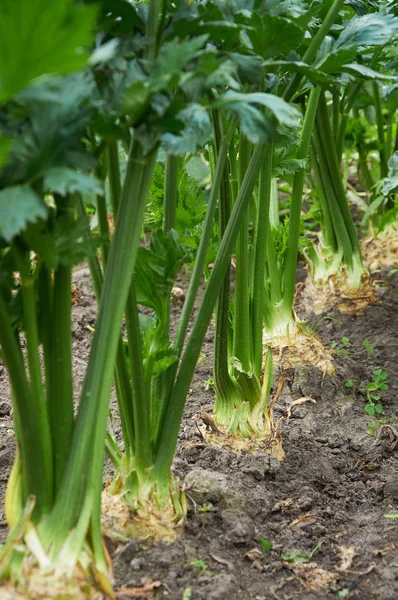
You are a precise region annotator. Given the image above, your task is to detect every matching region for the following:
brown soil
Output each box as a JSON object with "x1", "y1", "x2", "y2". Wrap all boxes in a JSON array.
[{"x1": 1, "y1": 266, "x2": 398, "y2": 600}]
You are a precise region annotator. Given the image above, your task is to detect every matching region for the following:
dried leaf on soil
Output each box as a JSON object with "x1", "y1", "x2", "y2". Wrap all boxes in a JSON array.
[
  {"x1": 117, "y1": 578, "x2": 161, "y2": 598},
  {"x1": 334, "y1": 545, "x2": 358, "y2": 571},
  {"x1": 287, "y1": 562, "x2": 338, "y2": 591}
]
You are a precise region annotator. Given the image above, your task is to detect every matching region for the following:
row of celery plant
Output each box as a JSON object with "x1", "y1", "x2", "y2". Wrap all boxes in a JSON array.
[
  {"x1": 1, "y1": 0, "x2": 397, "y2": 596},
  {"x1": 0, "y1": 0, "x2": 250, "y2": 594}
]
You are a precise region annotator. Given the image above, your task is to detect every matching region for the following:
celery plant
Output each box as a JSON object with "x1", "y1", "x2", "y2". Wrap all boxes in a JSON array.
[
  {"x1": 209, "y1": 0, "x2": 347, "y2": 439},
  {"x1": 302, "y1": 8, "x2": 398, "y2": 303},
  {"x1": 95, "y1": 50, "x2": 305, "y2": 540}
]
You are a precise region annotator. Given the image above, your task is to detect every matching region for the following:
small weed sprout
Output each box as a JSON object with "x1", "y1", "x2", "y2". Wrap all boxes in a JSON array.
[
  {"x1": 197, "y1": 502, "x2": 214, "y2": 536},
  {"x1": 190, "y1": 559, "x2": 211, "y2": 577},
  {"x1": 363, "y1": 339, "x2": 374, "y2": 355},
  {"x1": 364, "y1": 369, "x2": 389, "y2": 416},
  {"x1": 204, "y1": 377, "x2": 215, "y2": 391},
  {"x1": 259, "y1": 538, "x2": 273, "y2": 552},
  {"x1": 333, "y1": 337, "x2": 374, "y2": 356},
  {"x1": 344, "y1": 379, "x2": 357, "y2": 388},
  {"x1": 368, "y1": 417, "x2": 396, "y2": 437},
  {"x1": 331, "y1": 336, "x2": 352, "y2": 354}
]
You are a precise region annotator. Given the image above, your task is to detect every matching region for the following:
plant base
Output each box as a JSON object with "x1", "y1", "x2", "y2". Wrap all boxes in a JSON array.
[
  {"x1": 199, "y1": 410, "x2": 284, "y2": 460},
  {"x1": 101, "y1": 477, "x2": 185, "y2": 544},
  {"x1": 263, "y1": 322, "x2": 335, "y2": 375},
  {"x1": 0, "y1": 561, "x2": 113, "y2": 600},
  {"x1": 361, "y1": 224, "x2": 398, "y2": 273},
  {"x1": 300, "y1": 270, "x2": 376, "y2": 315}
]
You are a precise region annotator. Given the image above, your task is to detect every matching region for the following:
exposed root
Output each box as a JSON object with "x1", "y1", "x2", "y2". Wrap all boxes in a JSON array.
[
  {"x1": 300, "y1": 270, "x2": 376, "y2": 315},
  {"x1": 361, "y1": 225, "x2": 398, "y2": 272},
  {"x1": 101, "y1": 479, "x2": 185, "y2": 544},
  {"x1": 263, "y1": 322, "x2": 335, "y2": 376},
  {"x1": 199, "y1": 410, "x2": 285, "y2": 461}
]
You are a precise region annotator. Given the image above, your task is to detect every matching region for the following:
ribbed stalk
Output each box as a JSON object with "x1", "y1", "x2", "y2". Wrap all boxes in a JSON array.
[
  {"x1": 154, "y1": 119, "x2": 237, "y2": 450},
  {"x1": 373, "y1": 81, "x2": 388, "y2": 179},
  {"x1": 212, "y1": 112, "x2": 241, "y2": 424},
  {"x1": 282, "y1": 86, "x2": 321, "y2": 314},
  {"x1": 233, "y1": 133, "x2": 252, "y2": 371},
  {"x1": 152, "y1": 143, "x2": 268, "y2": 489},
  {"x1": 125, "y1": 280, "x2": 152, "y2": 474},
  {"x1": 163, "y1": 154, "x2": 178, "y2": 232},
  {"x1": 0, "y1": 290, "x2": 53, "y2": 518},
  {"x1": 313, "y1": 126, "x2": 353, "y2": 263},
  {"x1": 44, "y1": 138, "x2": 158, "y2": 552},
  {"x1": 77, "y1": 192, "x2": 136, "y2": 461},
  {"x1": 316, "y1": 93, "x2": 362, "y2": 255},
  {"x1": 50, "y1": 264, "x2": 74, "y2": 493},
  {"x1": 106, "y1": 141, "x2": 122, "y2": 215},
  {"x1": 310, "y1": 147, "x2": 337, "y2": 251},
  {"x1": 251, "y1": 143, "x2": 273, "y2": 377}
]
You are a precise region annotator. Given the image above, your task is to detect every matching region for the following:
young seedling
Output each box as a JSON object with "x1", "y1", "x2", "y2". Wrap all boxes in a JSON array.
[
  {"x1": 282, "y1": 541, "x2": 323, "y2": 564},
  {"x1": 368, "y1": 417, "x2": 396, "y2": 437},
  {"x1": 364, "y1": 369, "x2": 389, "y2": 416},
  {"x1": 259, "y1": 538, "x2": 273, "y2": 553},
  {"x1": 190, "y1": 559, "x2": 211, "y2": 577},
  {"x1": 333, "y1": 337, "x2": 374, "y2": 356},
  {"x1": 344, "y1": 379, "x2": 357, "y2": 389},
  {"x1": 331, "y1": 336, "x2": 352, "y2": 354},
  {"x1": 363, "y1": 339, "x2": 374, "y2": 356}
]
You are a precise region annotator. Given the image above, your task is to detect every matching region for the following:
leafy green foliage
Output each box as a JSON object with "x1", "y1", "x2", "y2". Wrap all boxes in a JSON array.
[
  {"x1": 382, "y1": 152, "x2": 398, "y2": 195},
  {"x1": 213, "y1": 91, "x2": 301, "y2": 143},
  {"x1": 138, "y1": 314, "x2": 178, "y2": 378},
  {"x1": 245, "y1": 14, "x2": 304, "y2": 59},
  {"x1": 0, "y1": 0, "x2": 97, "y2": 103},
  {"x1": 150, "y1": 35, "x2": 209, "y2": 92},
  {"x1": 135, "y1": 230, "x2": 191, "y2": 317},
  {"x1": 0, "y1": 186, "x2": 47, "y2": 242},
  {"x1": 162, "y1": 104, "x2": 213, "y2": 154},
  {"x1": 334, "y1": 13, "x2": 398, "y2": 51},
  {"x1": 43, "y1": 169, "x2": 103, "y2": 197}
]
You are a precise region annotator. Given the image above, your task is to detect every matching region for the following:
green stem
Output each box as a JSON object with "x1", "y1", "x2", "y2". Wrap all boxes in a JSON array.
[
  {"x1": 77, "y1": 194, "x2": 136, "y2": 461},
  {"x1": 336, "y1": 81, "x2": 363, "y2": 160},
  {"x1": 251, "y1": 143, "x2": 273, "y2": 377},
  {"x1": 163, "y1": 153, "x2": 178, "y2": 334},
  {"x1": 212, "y1": 112, "x2": 241, "y2": 424},
  {"x1": 153, "y1": 143, "x2": 268, "y2": 487},
  {"x1": 233, "y1": 133, "x2": 252, "y2": 371},
  {"x1": 96, "y1": 194, "x2": 110, "y2": 265},
  {"x1": 106, "y1": 141, "x2": 122, "y2": 215},
  {"x1": 310, "y1": 147, "x2": 337, "y2": 250},
  {"x1": 163, "y1": 154, "x2": 178, "y2": 232},
  {"x1": 312, "y1": 125, "x2": 353, "y2": 263},
  {"x1": 173, "y1": 119, "x2": 236, "y2": 358},
  {"x1": 146, "y1": 0, "x2": 161, "y2": 61},
  {"x1": 125, "y1": 280, "x2": 152, "y2": 473},
  {"x1": 373, "y1": 81, "x2": 388, "y2": 179},
  {"x1": 284, "y1": 0, "x2": 344, "y2": 101},
  {"x1": 50, "y1": 264, "x2": 74, "y2": 493},
  {"x1": 45, "y1": 139, "x2": 158, "y2": 549},
  {"x1": 154, "y1": 118, "x2": 237, "y2": 449},
  {"x1": 316, "y1": 93, "x2": 362, "y2": 255},
  {"x1": 0, "y1": 290, "x2": 53, "y2": 517},
  {"x1": 282, "y1": 86, "x2": 321, "y2": 314}
]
